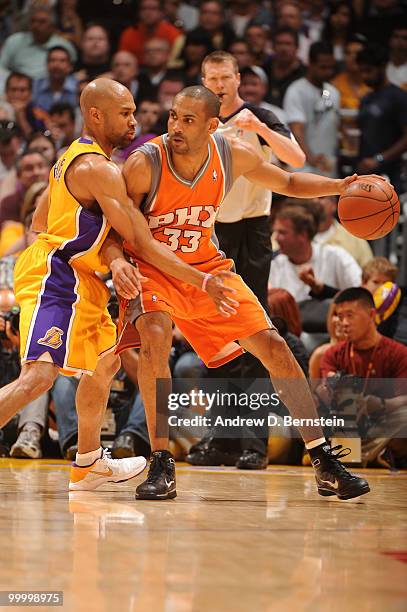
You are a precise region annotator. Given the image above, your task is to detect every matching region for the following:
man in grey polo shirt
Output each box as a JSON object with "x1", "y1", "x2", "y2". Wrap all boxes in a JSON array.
[
  {"x1": 0, "y1": 7, "x2": 77, "y2": 80},
  {"x1": 284, "y1": 41, "x2": 340, "y2": 178}
]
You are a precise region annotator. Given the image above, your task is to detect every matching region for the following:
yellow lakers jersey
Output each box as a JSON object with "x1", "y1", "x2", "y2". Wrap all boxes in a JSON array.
[{"x1": 38, "y1": 137, "x2": 111, "y2": 274}]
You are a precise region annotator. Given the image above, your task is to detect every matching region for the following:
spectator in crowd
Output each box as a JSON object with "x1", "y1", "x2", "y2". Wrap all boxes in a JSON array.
[
  {"x1": 47, "y1": 102, "x2": 76, "y2": 153},
  {"x1": 239, "y1": 66, "x2": 287, "y2": 121},
  {"x1": 74, "y1": 24, "x2": 111, "y2": 82},
  {"x1": 33, "y1": 46, "x2": 78, "y2": 114},
  {"x1": 157, "y1": 73, "x2": 186, "y2": 111},
  {"x1": 267, "y1": 288, "x2": 308, "y2": 376},
  {"x1": 267, "y1": 287, "x2": 302, "y2": 338},
  {"x1": 113, "y1": 98, "x2": 160, "y2": 163},
  {"x1": 355, "y1": 0, "x2": 407, "y2": 47},
  {"x1": 26, "y1": 132, "x2": 58, "y2": 167},
  {"x1": 362, "y1": 257, "x2": 398, "y2": 295},
  {"x1": 110, "y1": 51, "x2": 139, "y2": 100},
  {"x1": 0, "y1": 122, "x2": 24, "y2": 195},
  {"x1": 0, "y1": 151, "x2": 49, "y2": 257},
  {"x1": 55, "y1": 0, "x2": 84, "y2": 48},
  {"x1": 227, "y1": 39, "x2": 254, "y2": 70},
  {"x1": 177, "y1": 31, "x2": 214, "y2": 87},
  {"x1": 270, "y1": 205, "x2": 361, "y2": 303},
  {"x1": 313, "y1": 195, "x2": 373, "y2": 267},
  {"x1": 245, "y1": 24, "x2": 272, "y2": 66},
  {"x1": 263, "y1": 27, "x2": 306, "y2": 108},
  {"x1": 276, "y1": 1, "x2": 312, "y2": 65},
  {"x1": 284, "y1": 41, "x2": 340, "y2": 177},
  {"x1": 386, "y1": 24, "x2": 407, "y2": 90},
  {"x1": 118, "y1": 0, "x2": 182, "y2": 65},
  {"x1": 319, "y1": 287, "x2": 407, "y2": 468},
  {"x1": 163, "y1": 0, "x2": 199, "y2": 32},
  {"x1": 227, "y1": 1, "x2": 272, "y2": 38},
  {"x1": 5, "y1": 72, "x2": 47, "y2": 139},
  {"x1": 356, "y1": 43, "x2": 407, "y2": 193},
  {"x1": 303, "y1": 0, "x2": 328, "y2": 43},
  {"x1": 321, "y1": 1, "x2": 356, "y2": 66},
  {"x1": 0, "y1": 6, "x2": 76, "y2": 79},
  {"x1": 362, "y1": 257, "x2": 407, "y2": 344},
  {"x1": 0, "y1": 264, "x2": 49, "y2": 459},
  {"x1": 331, "y1": 37, "x2": 370, "y2": 175},
  {"x1": 309, "y1": 302, "x2": 346, "y2": 380},
  {"x1": 138, "y1": 38, "x2": 172, "y2": 101},
  {"x1": 332, "y1": 38, "x2": 369, "y2": 110},
  {"x1": 190, "y1": 1, "x2": 235, "y2": 51}
]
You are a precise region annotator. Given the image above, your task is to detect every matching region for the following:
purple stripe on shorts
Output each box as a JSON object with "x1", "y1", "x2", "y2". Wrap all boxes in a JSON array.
[{"x1": 25, "y1": 208, "x2": 104, "y2": 368}]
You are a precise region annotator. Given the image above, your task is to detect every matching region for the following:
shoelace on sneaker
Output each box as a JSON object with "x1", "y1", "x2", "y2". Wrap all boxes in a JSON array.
[
  {"x1": 100, "y1": 447, "x2": 127, "y2": 466},
  {"x1": 145, "y1": 454, "x2": 170, "y2": 483},
  {"x1": 324, "y1": 445, "x2": 356, "y2": 479}
]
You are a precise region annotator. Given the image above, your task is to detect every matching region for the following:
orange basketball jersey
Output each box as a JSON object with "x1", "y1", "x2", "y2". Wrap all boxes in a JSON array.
[{"x1": 124, "y1": 132, "x2": 234, "y2": 271}]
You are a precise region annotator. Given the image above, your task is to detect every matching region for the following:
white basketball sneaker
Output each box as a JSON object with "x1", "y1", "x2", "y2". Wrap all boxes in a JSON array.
[{"x1": 69, "y1": 448, "x2": 147, "y2": 491}]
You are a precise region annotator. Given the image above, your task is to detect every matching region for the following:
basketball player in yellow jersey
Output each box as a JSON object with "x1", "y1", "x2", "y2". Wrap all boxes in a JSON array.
[
  {"x1": 0, "y1": 79, "x2": 237, "y2": 492},
  {"x1": 106, "y1": 85, "x2": 386, "y2": 500}
]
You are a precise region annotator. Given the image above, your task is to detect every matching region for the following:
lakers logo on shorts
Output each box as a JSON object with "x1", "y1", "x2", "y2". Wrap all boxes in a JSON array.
[{"x1": 37, "y1": 326, "x2": 64, "y2": 350}]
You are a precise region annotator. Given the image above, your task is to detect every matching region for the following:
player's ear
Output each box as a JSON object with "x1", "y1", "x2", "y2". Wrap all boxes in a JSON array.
[
  {"x1": 208, "y1": 117, "x2": 219, "y2": 134},
  {"x1": 236, "y1": 72, "x2": 241, "y2": 87},
  {"x1": 89, "y1": 106, "x2": 102, "y2": 124}
]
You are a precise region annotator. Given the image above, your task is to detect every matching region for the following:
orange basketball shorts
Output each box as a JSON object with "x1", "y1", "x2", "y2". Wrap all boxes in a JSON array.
[{"x1": 116, "y1": 260, "x2": 273, "y2": 368}]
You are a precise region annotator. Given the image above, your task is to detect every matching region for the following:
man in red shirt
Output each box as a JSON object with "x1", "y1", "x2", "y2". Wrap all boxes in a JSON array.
[
  {"x1": 320, "y1": 287, "x2": 407, "y2": 467},
  {"x1": 119, "y1": 0, "x2": 182, "y2": 64}
]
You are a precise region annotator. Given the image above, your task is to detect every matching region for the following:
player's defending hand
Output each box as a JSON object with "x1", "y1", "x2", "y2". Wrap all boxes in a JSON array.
[
  {"x1": 205, "y1": 272, "x2": 240, "y2": 317},
  {"x1": 111, "y1": 259, "x2": 147, "y2": 300}
]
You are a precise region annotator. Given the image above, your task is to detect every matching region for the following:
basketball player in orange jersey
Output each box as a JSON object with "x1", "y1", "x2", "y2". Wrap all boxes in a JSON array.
[
  {"x1": 108, "y1": 85, "x2": 378, "y2": 501},
  {"x1": 0, "y1": 79, "x2": 237, "y2": 492}
]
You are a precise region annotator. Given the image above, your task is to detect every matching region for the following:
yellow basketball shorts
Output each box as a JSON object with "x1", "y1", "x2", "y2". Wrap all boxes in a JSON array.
[{"x1": 14, "y1": 241, "x2": 116, "y2": 376}]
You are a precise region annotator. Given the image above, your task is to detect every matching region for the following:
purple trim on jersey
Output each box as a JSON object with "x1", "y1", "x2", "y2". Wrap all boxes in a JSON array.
[
  {"x1": 78, "y1": 137, "x2": 93, "y2": 144},
  {"x1": 58, "y1": 207, "x2": 104, "y2": 262},
  {"x1": 25, "y1": 254, "x2": 77, "y2": 367},
  {"x1": 25, "y1": 208, "x2": 104, "y2": 368}
]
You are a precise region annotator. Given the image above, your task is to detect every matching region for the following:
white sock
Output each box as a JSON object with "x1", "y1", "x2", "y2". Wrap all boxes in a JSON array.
[
  {"x1": 76, "y1": 447, "x2": 102, "y2": 467},
  {"x1": 305, "y1": 437, "x2": 326, "y2": 450}
]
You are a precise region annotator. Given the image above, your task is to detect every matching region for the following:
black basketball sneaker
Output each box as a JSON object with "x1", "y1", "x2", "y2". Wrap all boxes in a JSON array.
[
  {"x1": 135, "y1": 450, "x2": 176, "y2": 500},
  {"x1": 311, "y1": 444, "x2": 370, "y2": 500}
]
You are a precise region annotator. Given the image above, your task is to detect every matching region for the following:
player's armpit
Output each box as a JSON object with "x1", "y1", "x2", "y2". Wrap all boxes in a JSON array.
[{"x1": 31, "y1": 185, "x2": 50, "y2": 233}]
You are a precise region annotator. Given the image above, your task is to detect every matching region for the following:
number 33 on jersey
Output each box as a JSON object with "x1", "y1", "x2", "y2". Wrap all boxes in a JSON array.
[{"x1": 124, "y1": 132, "x2": 233, "y2": 266}]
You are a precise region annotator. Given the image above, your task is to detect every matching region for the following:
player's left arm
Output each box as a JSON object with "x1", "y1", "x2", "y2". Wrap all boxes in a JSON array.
[
  {"x1": 31, "y1": 185, "x2": 50, "y2": 233},
  {"x1": 231, "y1": 139, "x2": 356, "y2": 197},
  {"x1": 235, "y1": 108, "x2": 305, "y2": 167}
]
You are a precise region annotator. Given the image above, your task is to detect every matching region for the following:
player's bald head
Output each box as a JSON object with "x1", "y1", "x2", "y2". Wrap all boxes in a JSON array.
[
  {"x1": 174, "y1": 85, "x2": 220, "y2": 119},
  {"x1": 80, "y1": 77, "x2": 133, "y2": 115}
]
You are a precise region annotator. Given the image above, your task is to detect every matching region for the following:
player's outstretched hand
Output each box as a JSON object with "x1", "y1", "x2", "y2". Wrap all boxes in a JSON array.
[
  {"x1": 111, "y1": 259, "x2": 147, "y2": 300},
  {"x1": 206, "y1": 272, "x2": 240, "y2": 317},
  {"x1": 337, "y1": 173, "x2": 358, "y2": 193},
  {"x1": 339, "y1": 173, "x2": 393, "y2": 194}
]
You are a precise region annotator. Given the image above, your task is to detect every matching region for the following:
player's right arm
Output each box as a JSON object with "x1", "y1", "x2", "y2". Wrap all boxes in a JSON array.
[{"x1": 88, "y1": 155, "x2": 238, "y2": 316}]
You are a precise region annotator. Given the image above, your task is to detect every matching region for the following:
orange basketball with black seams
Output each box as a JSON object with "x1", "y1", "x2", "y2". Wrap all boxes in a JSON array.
[{"x1": 338, "y1": 177, "x2": 400, "y2": 240}]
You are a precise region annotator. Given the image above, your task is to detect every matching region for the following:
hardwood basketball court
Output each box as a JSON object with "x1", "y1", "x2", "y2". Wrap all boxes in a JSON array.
[{"x1": 0, "y1": 460, "x2": 406, "y2": 611}]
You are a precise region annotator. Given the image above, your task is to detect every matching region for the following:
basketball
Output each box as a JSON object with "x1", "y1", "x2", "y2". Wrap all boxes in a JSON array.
[{"x1": 338, "y1": 177, "x2": 400, "y2": 240}]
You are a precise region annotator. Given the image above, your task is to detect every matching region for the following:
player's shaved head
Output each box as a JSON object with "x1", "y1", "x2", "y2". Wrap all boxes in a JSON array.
[
  {"x1": 79, "y1": 77, "x2": 137, "y2": 150},
  {"x1": 174, "y1": 85, "x2": 220, "y2": 118},
  {"x1": 80, "y1": 77, "x2": 133, "y2": 115}
]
